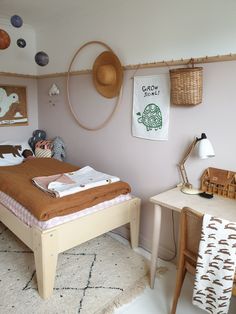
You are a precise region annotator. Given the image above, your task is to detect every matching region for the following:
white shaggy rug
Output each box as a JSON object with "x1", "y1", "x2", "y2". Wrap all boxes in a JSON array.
[{"x1": 0, "y1": 222, "x2": 148, "y2": 314}]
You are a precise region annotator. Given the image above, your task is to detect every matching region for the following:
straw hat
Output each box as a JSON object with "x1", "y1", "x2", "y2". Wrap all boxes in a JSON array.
[{"x1": 93, "y1": 51, "x2": 123, "y2": 98}]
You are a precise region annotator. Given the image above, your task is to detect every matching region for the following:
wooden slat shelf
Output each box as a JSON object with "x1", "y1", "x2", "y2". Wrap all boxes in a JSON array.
[{"x1": 1, "y1": 53, "x2": 236, "y2": 79}]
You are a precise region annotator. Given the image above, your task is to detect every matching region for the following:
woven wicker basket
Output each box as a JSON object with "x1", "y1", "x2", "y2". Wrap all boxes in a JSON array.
[{"x1": 169, "y1": 66, "x2": 203, "y2": 106}]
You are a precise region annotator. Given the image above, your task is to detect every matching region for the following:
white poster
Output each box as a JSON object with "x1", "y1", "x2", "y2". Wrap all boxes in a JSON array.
[{"x1": 132, "y1": 74, "x2": 170, "y2": 140}]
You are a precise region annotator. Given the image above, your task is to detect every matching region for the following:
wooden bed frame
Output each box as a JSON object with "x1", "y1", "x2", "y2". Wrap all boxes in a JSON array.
[{"x1": 0, "y1": 197, "x2": 141, "y2": 299}]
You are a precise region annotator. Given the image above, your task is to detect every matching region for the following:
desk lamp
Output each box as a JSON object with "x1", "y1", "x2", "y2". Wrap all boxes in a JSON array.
[{"x1": 178, "y1": 133, "x2": 215, "y2": 194}]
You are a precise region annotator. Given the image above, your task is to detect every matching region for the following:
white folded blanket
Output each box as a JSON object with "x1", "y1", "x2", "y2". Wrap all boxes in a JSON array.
[
  {"x1": 193, "y1": 214, "x2": 236, "y2": 314},
  {"x1": 32, "y1": 166, "x2": 120, "y2": 198}
]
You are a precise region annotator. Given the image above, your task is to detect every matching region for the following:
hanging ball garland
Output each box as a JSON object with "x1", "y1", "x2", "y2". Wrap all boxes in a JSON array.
[
  {"x1": 35, "y1": 51, "x2": 49, "y2": 66},
  {"x1": 7, "y1": 14, "x2": 50, "y2": 66},
  {"x1": 0, "y1": 29, "x2": 11, "y2": 49},
  {"x1": 11, "y1": 15, "x2": 23, "y2": 28},
  {"x1": 17, "y1": 38, "x2": 26, "y2": 48}
]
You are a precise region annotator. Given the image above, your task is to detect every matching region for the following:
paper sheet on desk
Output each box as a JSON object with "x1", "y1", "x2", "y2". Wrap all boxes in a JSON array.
[{"x1": 193, "y1": 214, "x2": 236, "y2": 314}]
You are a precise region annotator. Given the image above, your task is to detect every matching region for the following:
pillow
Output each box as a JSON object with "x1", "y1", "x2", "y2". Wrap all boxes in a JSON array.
[
  {"x1": 34, "y1": 140, "x2": 52, "y2": 158},
  {"x1": 0, "y1": 141, "x2": 34, "y2": 166},
  {"x1": 35, "y1": 147, "x2": 52, "y2": 158}
]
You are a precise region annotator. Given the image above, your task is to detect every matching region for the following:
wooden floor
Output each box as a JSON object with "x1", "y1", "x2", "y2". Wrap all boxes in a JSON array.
[{"x1": 111, "y1": 236, "x2": 236, "y2": 314}]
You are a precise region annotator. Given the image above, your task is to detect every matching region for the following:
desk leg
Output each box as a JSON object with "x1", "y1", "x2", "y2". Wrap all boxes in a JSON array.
[{"x1": 150, "y1": 204, "x2": 162, "y2": 289}]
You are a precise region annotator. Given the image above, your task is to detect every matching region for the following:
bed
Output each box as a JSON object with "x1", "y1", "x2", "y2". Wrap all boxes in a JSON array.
[{"x1": 0, "y1": 158, "x2": 141, "y2": 299}]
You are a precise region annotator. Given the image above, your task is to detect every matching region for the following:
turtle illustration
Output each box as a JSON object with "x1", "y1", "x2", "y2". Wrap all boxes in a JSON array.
[{"x1": 136, "y1": 103, "x2": 162, "y2": 131}]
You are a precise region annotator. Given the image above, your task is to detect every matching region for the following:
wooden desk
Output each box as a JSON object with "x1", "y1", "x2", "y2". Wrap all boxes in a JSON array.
[{"x1": 149, "y1": 187, "x2": 236, "y2": 289}]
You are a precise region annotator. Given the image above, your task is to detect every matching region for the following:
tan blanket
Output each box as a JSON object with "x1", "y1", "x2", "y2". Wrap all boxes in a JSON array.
[{"x1": 0, "y1": 158, "x2": 131, "y2": 221}]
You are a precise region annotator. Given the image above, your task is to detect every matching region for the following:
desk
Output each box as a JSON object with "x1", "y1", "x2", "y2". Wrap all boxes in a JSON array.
[{"x1": 149, "y1": 187, "x2": 236, "y2": 289}]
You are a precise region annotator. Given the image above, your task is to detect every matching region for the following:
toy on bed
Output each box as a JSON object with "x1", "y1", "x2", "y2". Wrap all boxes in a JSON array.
[
  {"x1": 28, "y1": 129, "x2": 47, "y2": 151},
  {"x1": 28, "y1": 130, "x2": 66, "y2": 161},
  {"x1": 22, "y1": 149, "x2": 35, "y2": 161},
  {"x1": 0, "y1": 145, "x2": 22, "y2": 158},
  {"x1": 51, "y1": 136, "x2": 66, "y2": 161},
  {"x1": 0, "y1": 141, "x2": 33, "y2": 166},
  {"x1": 35, "y1": 140, "x2": 52, "y2": 158}
]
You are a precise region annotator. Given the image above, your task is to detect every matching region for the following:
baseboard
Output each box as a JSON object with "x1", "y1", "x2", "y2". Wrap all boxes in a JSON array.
[
  {"x1": 109, "y1": 227, "x2": 175, "y2": 262},
  {"x1": 138, "y1": 233, "x2": 175, "y2": 261}
]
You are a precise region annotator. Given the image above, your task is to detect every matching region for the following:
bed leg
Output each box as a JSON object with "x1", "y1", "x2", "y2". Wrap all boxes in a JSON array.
[
  {"x1": 32, "y1": 228, "x2": 58, "y2": 299},
  {"x1": 130, "y1": 199, "x2": 141, "y2": 249}
]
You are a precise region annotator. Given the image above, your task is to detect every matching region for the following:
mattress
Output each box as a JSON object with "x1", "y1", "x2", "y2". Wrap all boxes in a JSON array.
[{"x1": 0, "y1": 191, "x2": 132, "y2": 230}]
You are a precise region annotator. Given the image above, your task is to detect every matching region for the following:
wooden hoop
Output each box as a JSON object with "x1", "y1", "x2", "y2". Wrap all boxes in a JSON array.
[{"x1": 66, "y1": 41, "x2": 123, "y2": 131}]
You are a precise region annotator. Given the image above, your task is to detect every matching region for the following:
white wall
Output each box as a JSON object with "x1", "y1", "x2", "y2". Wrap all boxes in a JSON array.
[
  {"x1": 38, "y1": 61, "x2": 236, "y2": 256},
  {"x1": 34, "y1": 0, "x2": 236, "y2": 74},
  {"x1": 0, "y1": 18, "x2": 37, "y2": 75},
  {"x1": 1, "y1": 0, "x2": 236, "y2": 76},
  {"x1": 35, "y1": 0, "x2": 236, "y2": 255}
]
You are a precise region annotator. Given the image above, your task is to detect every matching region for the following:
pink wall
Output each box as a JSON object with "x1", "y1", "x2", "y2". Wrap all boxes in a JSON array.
[
  {"x1": 0, "y1": 76, "x2": 38, "y2": 142},
  {"x1": 38, "y1": 61, "x2": 236, "y2": 257}
]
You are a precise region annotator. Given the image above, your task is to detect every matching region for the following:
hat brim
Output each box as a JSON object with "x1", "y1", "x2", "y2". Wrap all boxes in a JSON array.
[{"x1": 93, "y1": 51, "x2": 123, "y2": 98}]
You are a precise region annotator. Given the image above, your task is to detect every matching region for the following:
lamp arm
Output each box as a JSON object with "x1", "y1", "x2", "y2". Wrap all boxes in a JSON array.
[
  {"x1": 178, "y1": 137, "x2": 198, "y2": 186},
  {"x1": 178, "y1": 164, "x2": 190, "y2": 186}
]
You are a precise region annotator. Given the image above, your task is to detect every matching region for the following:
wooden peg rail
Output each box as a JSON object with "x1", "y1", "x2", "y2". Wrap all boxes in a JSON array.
[
  {"x1": 1, "y1": 53, "x2": 236, "y2": 79},
  {"x1": 125, "y1": 53, "x2": 236, "y2": 70}
]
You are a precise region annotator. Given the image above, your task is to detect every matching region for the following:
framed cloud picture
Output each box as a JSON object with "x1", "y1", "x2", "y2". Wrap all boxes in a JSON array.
[{"x1": 0, "y1": 85, "x2": 28, "y2": 127}]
